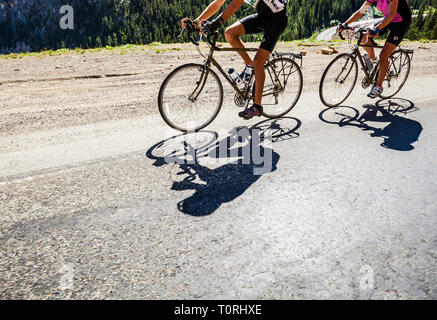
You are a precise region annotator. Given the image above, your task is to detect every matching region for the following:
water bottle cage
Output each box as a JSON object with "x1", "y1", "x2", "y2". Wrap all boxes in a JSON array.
[
  {"x1": 228, "y1": 68, "x2": 243, "y2": 85},
  {"x1": 242, "y1": 66, "x2": 254, "y2": 83}
]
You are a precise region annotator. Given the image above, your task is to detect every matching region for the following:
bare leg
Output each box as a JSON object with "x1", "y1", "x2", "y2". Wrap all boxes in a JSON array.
[
  {"x1": 361, "y1": 37, "x2": 376, "y2": 59},
  {"x1": 252, "y1": 48, "x2": 271, "y2": 105},
  {"x1": 376, "y1": 42, "x2": 397, "y2": 87},
  {"x1": 225, "y1": 22, "x2": 252, "y2": 66}
]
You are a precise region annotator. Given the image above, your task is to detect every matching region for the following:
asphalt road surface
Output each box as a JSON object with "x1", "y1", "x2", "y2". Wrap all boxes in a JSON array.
[{"x1": 0, "y1": 43, "x2": 436, "y2": 299}]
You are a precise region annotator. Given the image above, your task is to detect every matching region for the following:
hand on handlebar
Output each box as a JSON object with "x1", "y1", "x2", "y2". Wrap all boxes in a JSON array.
[
  {"x1": 179, "y1": 18, "x2": 202, "y2": 46},
  {"x1": 337, "y1": 22, "x2": 348, "y2": 33},
  {"x1": 181, "y1": 17, "x2": 189, "y2": 29},
  {"x1": 178, "y1": 17, "x2": 221, "y2": 48},
  {"x1": 181, "y1": 18, "x2": 198, "y2": 31},
  {"x1": 200, "y1": 16, "x2": 224, "y2": 36},
  {"x1": 367, "y1": 27, "x2": 380, "y2": 38}
]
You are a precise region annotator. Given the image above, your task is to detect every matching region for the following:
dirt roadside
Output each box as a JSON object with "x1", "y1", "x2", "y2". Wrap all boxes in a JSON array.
[{"x1": 0, "y1": 41, "x2": 436, "y2": 136}]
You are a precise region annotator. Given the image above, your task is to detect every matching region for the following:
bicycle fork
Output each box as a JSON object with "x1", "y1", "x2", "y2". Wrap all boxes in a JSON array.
[{"x1": 189, "y1": 65, "x2": 210, "y2": 102}]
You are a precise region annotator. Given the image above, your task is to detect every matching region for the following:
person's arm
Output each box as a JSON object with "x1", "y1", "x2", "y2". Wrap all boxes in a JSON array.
[
  {"x1": 220, "y1": 0, "x2": 245, "y2": 22},
  {"x1": 345, "y1": 1, "x2": 372, "y2": 25},
  {"x1": 181, "y1": 0, "x2": 226, "y2": 28},
  {"x1": 199, "y1": 0, "x2": 244, "y2": 25},
  {"x1": 194, "y1": 0, "x2": 227, "y2": 24},
  {"x1": 199, "y1": 0, "x2": 244, "y2": 35}
]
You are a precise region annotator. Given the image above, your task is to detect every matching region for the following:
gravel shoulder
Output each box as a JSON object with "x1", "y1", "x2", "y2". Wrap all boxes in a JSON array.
[{"x1": 1, "y1": 41, "x2": 436, "y2": 137}]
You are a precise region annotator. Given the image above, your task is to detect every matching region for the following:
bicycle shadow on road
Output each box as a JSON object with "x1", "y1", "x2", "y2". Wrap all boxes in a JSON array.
[
  {"x1": 146, "y1": 117, "x2": 301, "y2": 216},
  {"x1": 319, "y1": 98, "x2": 423, "y2": 151}
]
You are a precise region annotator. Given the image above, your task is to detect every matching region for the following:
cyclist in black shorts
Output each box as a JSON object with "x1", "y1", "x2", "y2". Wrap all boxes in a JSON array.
[
  {"x1": 339, "y1": 0, "x2": 412, "y2": 98},
  {"x1": 182, "y1": 0, "x2": 288, "y2": 119}
]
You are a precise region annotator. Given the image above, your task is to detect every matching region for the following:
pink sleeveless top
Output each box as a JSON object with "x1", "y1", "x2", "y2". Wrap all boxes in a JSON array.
[{"x1": 368, "y1": 0, "x2": 408, "y2": 23}]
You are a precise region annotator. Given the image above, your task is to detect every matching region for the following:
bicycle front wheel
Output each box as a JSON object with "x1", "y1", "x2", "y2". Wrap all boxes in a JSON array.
[
  {"x1": 262, "y1": 57, "x2": 303, "y2": 118},
  {"x1": 319, "y1": 53, "x2": 358, "y2": 107},
  {"x1": 380, "y1": 50, "x2": 411, "y2": 99},
  {"x1": 158, "y1": 63, "x2": 223, "y2": 132}
]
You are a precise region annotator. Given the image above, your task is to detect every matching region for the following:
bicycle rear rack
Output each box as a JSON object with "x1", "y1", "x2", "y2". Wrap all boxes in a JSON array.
[
  {"x1": 402, "y1": 48, "x2": 415, "y2": 62},
  {"x1": 273, "y1": 51, "x2": 304, "y2": 68}
]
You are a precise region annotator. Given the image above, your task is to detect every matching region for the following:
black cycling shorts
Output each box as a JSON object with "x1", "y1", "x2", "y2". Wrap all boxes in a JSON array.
[
  {"x1": 240, "y1": 10, "x2": 288, "y2": 53},
  {"x1": 378, "y1": 20, "x2": 411, "y2": 46}
]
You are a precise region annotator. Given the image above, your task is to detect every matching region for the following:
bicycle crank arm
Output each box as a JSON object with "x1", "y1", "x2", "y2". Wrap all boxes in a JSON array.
[{"x1": 243, "y1": 99, "x2": 250, "y2": 110}]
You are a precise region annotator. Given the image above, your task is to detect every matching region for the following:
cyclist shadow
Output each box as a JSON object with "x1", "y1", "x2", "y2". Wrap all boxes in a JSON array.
[
  {"x1": 146, "y1": 117, "x2": 301, "y2": 216},
  {"x1": 319, "y1": 98, "x2": 423, "y2": 151}
]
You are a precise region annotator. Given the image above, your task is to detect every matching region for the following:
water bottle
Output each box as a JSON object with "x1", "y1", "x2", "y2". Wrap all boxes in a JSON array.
[
  {"x1": 363, "y1": 54, "x2": 373, "y2": 72},
  {"x1": 242, "y1": 65, "x2": 254, "y2": 83},
  {"x1": 228, "y1": 68, "x2": 242, "y2": 85}
]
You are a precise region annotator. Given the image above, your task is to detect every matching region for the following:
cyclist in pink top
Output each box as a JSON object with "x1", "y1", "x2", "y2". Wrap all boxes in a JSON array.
[{"x1": 339, "y1": 0, "x2": 412, "y2": 98}]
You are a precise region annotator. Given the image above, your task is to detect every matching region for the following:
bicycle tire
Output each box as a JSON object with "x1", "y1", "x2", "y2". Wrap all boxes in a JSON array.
[
  {"x1": 158, "y1": 63, "x2": 224, "y2": 132},
  {"x1": 379, "y1": 49, "x2": 411, "y2": 99},
  {"x1": 262, "y1": 57, "x2": 303, "y2": 118},
  {"x1": 319, "y1": 53, "x2": 358, "y2": 107}
]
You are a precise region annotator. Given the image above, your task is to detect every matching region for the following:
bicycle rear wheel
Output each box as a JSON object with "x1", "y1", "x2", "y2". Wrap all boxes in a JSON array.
[
  {"x1": 379, "y1": 50, "x2": 411, "y2": 99},
  {"x1": 158, "y1": 63, "x2": 223, "y2": 132},
  {"x1": 319, "y1": 53, "x2": 358, "y2": 107},
  {"x1": 262, "y1": 57, "x2": 303, "y2": 118}
]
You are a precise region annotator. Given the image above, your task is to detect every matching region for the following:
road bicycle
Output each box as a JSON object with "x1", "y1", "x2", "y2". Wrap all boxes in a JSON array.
[
  {"x1": 158, "y1": 20, "x2": 304, "y2": 132},
  {"x1": 319, "y1": 26, "x2": 414, "y2": 107}
]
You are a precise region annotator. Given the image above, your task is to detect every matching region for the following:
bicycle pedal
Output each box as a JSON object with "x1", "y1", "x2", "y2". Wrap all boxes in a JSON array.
[{"x1": 361, "y1": 77, "x2": 371, "y2": 89}]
